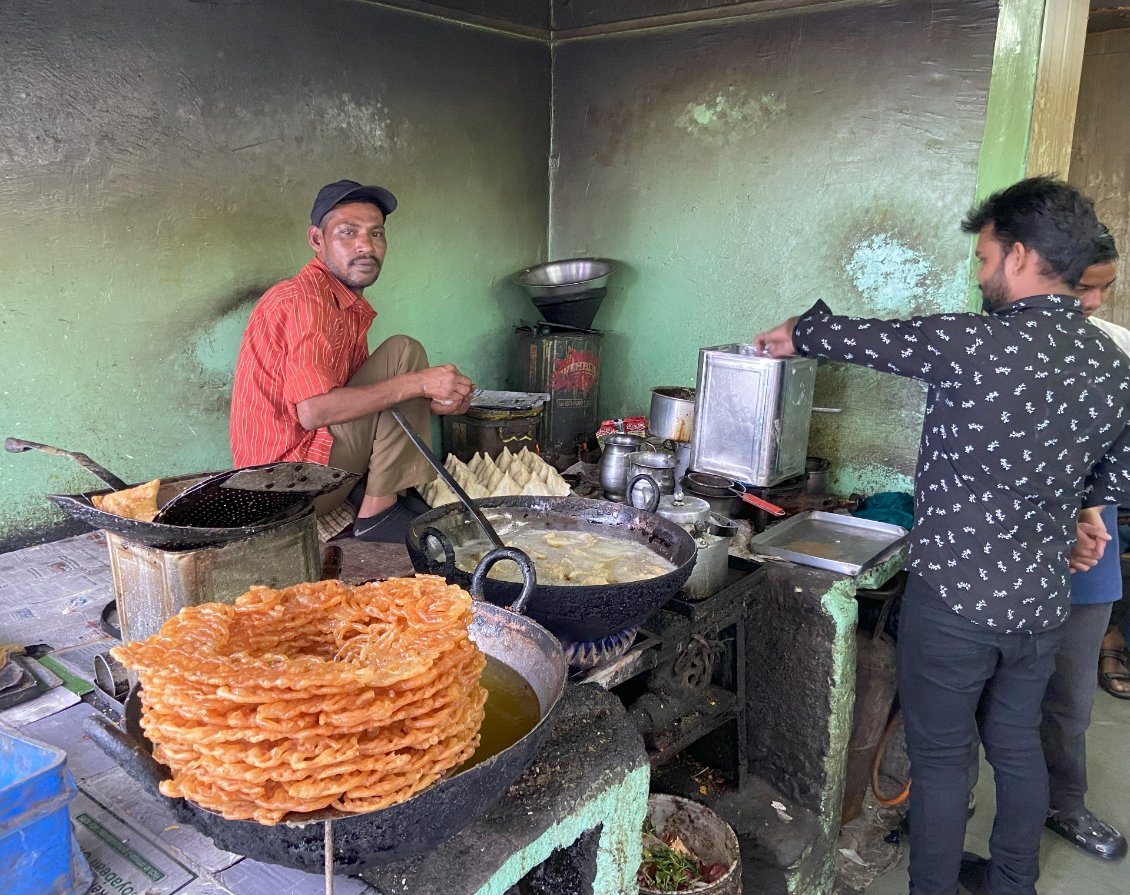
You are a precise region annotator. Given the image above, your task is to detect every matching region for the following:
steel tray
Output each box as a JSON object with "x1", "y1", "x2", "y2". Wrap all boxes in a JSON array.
[{"x1": 748, "y1": 511, "x2": 907, "y2": 576}]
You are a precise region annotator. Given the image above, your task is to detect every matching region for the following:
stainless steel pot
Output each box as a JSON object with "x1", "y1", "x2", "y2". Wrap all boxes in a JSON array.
[
  {"x1": 649, "y1": 387, "x2": 696, "y2": 443},
  {"x1": 683, "y1": 533, "x2": 731, "y2": 601},
  {"x1": 599, "y1": 434, "x2": 649, "y2": 501},
  {"x1": 626, "y1": 452, "x2": 677, "y2": 507}
]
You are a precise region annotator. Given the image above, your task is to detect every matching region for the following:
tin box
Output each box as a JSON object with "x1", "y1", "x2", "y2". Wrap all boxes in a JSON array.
[
  {"x1": 107, "y1": 508, "x2": 319, "y2": 647},
  {"x1": 689, "y1": 345, "x2": 817, "y2": 487}
]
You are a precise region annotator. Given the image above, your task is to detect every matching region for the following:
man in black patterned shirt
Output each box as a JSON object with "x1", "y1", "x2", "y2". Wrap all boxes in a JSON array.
[{"x1": 755, "y1": 178, "x2": 1130, "y2": 895}]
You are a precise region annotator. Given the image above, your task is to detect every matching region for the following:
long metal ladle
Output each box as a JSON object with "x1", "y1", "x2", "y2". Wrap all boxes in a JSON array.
[{"x1": 389, "y1": 409, "x2": 504, "y2": 549}]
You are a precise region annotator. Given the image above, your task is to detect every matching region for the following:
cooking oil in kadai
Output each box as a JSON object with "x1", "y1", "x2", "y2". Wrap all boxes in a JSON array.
[{"x1": 462, "y1": 655, "x2": 540, "y2": 770}]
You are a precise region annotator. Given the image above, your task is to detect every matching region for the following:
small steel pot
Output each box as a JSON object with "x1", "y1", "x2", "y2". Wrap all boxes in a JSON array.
[
  {"x1": 649, "y1": 387, "x2": 696, "y2": 443},
  {"x1": 805, "y1": 456, "x2": 830, "y2": 495},
  {"x1": 626, "y1": 452, "x2": 676, "y2": 506}
]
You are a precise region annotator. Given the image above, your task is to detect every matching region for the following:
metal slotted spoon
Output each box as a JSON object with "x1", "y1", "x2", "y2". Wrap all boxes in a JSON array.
[
  {"x1": 7, "y1": 437, "x2": 358, "y2": 547},
  {"x1": 153, "y1": 463, "x2": 355, "y2": 527}
]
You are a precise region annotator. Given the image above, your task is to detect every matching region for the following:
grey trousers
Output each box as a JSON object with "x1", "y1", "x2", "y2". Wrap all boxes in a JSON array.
[{"x1": 1041, "y1": 601, "x2": 1115, "y2": 814}]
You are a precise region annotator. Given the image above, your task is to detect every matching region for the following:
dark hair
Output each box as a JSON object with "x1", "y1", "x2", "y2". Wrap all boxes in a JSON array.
[
  {"x1": 1093, "y1": 224, "x2": 1119, "y2": 265},
  {"x1": 961, "y1": 176, "x2": 1102, "y2": 287}
]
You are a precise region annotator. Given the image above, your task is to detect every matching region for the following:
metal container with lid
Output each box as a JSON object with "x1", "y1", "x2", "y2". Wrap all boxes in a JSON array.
[
  {"x1": 689, "y1": 345, "x2": 817, "y2": 487},
  {"x1": 630, "y1": 489, "x2": 732, "y2": 601},
  {"x1": 649, "y1": 491, "x2": 712, "y2": 530}
]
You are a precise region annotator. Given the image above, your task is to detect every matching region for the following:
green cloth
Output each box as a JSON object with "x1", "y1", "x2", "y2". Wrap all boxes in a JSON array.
[{"x1": 852, "y1": 491, "x2": 914, "y2": 531}]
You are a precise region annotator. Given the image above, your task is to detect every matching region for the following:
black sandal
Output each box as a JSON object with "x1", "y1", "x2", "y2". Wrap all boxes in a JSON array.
[{"x1": 1098, "y1": 649, "x2": 1130, "y2": 699}]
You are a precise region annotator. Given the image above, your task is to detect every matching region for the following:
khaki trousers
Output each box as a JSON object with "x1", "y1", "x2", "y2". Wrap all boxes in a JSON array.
[{"x1": 313, "y1": 335, "x2": 436, "y2": 515}]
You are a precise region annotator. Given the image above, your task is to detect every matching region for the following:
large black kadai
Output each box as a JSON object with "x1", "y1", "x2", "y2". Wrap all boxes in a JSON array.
[
  {"x1": 84, "y1": 550, "x2": 568, "y2": 873},
  {"x1": 406, "y1": 495, "x2": 698, "y2": 644},
  {"x1": 5, "y1": 437, "x2": 356, "y2": 548}
]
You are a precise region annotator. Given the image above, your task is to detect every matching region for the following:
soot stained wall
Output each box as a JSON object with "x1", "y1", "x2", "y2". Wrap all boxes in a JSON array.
[
  {"x1": 0, "y1": 0, "x2": 549, "y2": 548},
  {"x1": 550, "y1": 0, "x2": 996, "y2": 495}
]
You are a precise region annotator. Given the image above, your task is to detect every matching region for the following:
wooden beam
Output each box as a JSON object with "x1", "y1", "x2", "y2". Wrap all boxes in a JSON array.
[{"x1": 1027, "y1": 0, "x2": 1091, "y2": 177}]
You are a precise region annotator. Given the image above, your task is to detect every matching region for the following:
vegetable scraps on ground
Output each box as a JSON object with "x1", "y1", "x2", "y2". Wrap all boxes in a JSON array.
[{"x1": 637, "y1": 820, "x2": 729, "y2": 892}]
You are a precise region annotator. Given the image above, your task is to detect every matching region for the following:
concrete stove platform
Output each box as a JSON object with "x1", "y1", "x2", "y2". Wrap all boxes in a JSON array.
[
  {"x1": 362, "y1": 684, "x2": 649, "y2": 895},
  {"x1": 0, "y1": 532, "x2": 653, "y2": 894}
]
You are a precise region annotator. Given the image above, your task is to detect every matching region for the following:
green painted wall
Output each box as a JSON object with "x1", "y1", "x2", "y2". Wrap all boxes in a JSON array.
[
  {"x1": 549, "y1": 0, "x2": 998, "y2": 495},
  {"x1": 0, "y1": 0, "x2": 549, "y2": 548}
]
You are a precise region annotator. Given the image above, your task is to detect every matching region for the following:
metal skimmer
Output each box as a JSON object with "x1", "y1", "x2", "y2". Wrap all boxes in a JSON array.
[
  {"x1": 153, "y1": 463, "x2": 352, "y2": 528},
  {"x1": 7, "y1": 437, "x2": 358, "y2": 548}
]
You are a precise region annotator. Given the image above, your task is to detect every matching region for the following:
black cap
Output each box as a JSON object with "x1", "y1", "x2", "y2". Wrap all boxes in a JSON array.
[{"x1": 310, "y1": 180, "x2": 397, "y2": 226}]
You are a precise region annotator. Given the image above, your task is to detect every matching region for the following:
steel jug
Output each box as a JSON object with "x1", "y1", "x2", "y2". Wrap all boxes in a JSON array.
[{"x1": 599, "y1": 434, "x2": 648, "y2": 501}]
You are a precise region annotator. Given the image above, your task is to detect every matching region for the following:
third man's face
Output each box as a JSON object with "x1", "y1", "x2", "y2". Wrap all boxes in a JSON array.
[
  {"x1": 1076, "y1": 261, "x2": 1118, "y2": 317},
  {"x1": 308, "y1": 201, "x2": 388, "y2": 294}
]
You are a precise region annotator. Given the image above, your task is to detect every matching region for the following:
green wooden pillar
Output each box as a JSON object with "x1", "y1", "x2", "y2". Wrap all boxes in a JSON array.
[{"x1": 965, "y1": 0, "x2": 1090, "y2": 311}]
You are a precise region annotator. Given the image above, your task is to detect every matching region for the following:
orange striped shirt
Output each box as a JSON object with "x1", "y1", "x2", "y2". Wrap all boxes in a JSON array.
[{"x1": 230, "y1": 258, "x2": 376, "y2": 466}]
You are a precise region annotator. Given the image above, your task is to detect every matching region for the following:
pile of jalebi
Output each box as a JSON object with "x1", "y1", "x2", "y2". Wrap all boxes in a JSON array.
[{"x1": 111, "y1": 575, "x2": 486, "y2": 825}]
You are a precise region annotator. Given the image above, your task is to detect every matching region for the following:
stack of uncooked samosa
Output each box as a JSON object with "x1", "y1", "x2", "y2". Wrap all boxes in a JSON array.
[{"x1": 420, "y1": 447, "x2": 572, "y2": 507}]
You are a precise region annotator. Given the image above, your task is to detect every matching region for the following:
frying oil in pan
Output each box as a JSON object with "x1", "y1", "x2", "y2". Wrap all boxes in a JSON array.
[{"x1": 461, "y1": 655, "x2": 540, "y2": 771}]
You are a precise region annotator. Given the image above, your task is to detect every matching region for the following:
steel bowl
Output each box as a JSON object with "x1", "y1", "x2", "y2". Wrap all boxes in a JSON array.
[{"x1": 512, "y1": 258, "x2": 618, "y2": 299}]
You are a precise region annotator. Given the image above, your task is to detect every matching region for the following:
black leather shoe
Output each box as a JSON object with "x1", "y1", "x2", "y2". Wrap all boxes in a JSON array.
[
  {"x1": 1046, "y1": 808, "x2": 1128, "y2": 861},
  {"x1": 958, "y1": 852, "x2": 991, "y2": 895}
]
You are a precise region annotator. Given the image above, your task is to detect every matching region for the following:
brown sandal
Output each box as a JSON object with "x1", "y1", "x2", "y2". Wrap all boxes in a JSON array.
[{"x1": 1098, "y1": 649, "x2": 1130, "y2": 699}]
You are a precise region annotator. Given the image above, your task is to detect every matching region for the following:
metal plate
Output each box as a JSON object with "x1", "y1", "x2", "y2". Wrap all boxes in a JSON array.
[{"x1": 748, "y1": 511, "x2": 907, "y2": 576}]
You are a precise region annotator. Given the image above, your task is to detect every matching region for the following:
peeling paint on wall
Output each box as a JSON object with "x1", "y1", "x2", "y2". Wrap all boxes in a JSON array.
[
  {"x1": 674, "y1": 87, "x2": 786, "y2": 144},
  {"x1": 550, "y1": 0, "x2": 997, "y2": 495},
  {"x1": 844, "y1": 234, "x2": 931, "y2": 314}
]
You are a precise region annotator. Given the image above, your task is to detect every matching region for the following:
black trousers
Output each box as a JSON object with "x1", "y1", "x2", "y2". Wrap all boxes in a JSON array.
[
  {"x1": 1041, "y1": 601, "x2": 1114, "y2": 814},
  {"x1": 898, "y1": 576, "x2": 1065, "y2": 895}
]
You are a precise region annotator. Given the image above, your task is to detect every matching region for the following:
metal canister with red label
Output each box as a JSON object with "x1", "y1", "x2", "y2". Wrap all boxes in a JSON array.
[{"x1": 512, "y1": 325, "x2": 603, "y2": 467}]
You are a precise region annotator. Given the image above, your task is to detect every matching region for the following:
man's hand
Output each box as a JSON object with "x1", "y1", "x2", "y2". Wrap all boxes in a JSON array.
[
  {"x1": 296, "y1": 363, "x2": 474, "y2": 430},
  {"x1": 1069, "y1": 506, "x2": 1111, "y2": 573},
  {"x1": 752, "y1": 317, "x2": 800, "y2": 358},
  {"x1": 418, "y1": 364, "x2": 473, "y2": 416}
]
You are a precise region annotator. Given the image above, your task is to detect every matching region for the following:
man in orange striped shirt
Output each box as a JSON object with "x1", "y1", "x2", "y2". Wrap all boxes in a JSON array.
[{"x1": 231, "y1": 180, "x2": 473, "y2": 542}]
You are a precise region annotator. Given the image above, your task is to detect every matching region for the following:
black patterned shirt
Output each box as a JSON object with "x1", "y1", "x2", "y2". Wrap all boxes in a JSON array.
[{"x1": 793, "y1": 295, "x2": 1130, "y2": 632}]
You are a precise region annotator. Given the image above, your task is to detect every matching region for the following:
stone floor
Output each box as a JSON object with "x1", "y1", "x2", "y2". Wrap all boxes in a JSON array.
[{"x1": 863, "y1": 687, "x2": 1129, "y2": 895}]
